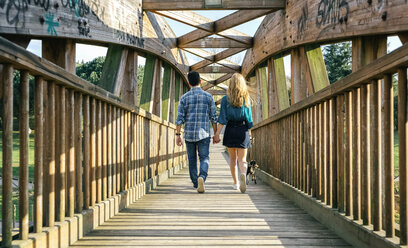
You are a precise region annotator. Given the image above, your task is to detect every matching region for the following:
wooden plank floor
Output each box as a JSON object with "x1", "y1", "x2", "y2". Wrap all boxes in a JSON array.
[{"x1": 71, "y1": 143, "x2": 351, "y2": 248}]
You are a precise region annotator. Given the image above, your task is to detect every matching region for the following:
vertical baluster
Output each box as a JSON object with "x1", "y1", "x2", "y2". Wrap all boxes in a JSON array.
[
  {"x1": 45, "y1": 82, "x2": 55, "y2": 226},
  {"x1": 345, "y1": 92, "x2": 353, "y2": 217},
  {"x1": 399, "y1": 68, "x2": 408, "y2": 245},
  {"x1": 113, "y1": 107, "x2": 118, "y2": 194},
  {"x1": 75, "y1": 93, "x2": 83, "y2": 213},
  {"x1": 19, "y1": 71, "x2": 30, "y2": 240},
  {"x1": 331, "y1": 98, "x2": 338, "y2": 209},
  {"x1": 313, "y1": 106, "x2": 317, "y2": 198},
  {"x1": 97, "y1": 100, "x2": 102, "y2": 203},
  {"x1": 320, "y1": 103, "x2": 325, "y2": 202},
  {"x1": 34, "y1": 76, "x2": 44, "y2": 233},
  {"x1": 371, "y1": 79, "x2": 381, "y2": 231},
  {"x1": 107, "y1": 105, "x2": 112, "y2": 198},
  {"x1": 103, "y1": 103, "x2": 107, "y2": 201},
  {"x1": 361, "y1": 84, "x2": 371, "y2": 225},
  {"x1": 384, "y1": 74, "x2": 394, "y2": 237},
  {"x1": 67, "y1": 90, "x2": 75, "y2": 217},
  {"x1": 90, "y1": 98, "x2": 96, "y2": 206},
  {"x1": 338, "y1": 95, "x2": 345, "y2": 212},
  {"x1": 315, "y1": 105, "x2": 320, "y2": 200},
  {"x1": 56, "y1": 86, "x2": 66, "y2": 221},
  {"x1": 323, "y1": 101, "x2": 328, "y2": 204},
  {"x1": 353, "y1": 88, "x2": 361, "y2": 220},
  {"x1": 83, "y1": 96, "x2": 90, "y2": 209}
]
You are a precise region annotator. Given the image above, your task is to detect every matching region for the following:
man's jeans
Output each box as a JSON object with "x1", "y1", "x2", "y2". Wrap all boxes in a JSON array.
[{"x1": 185, "y1": 137, "x2": 210, "y2": 188}]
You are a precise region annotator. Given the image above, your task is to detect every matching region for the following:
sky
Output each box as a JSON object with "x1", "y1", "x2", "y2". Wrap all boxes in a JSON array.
[{"x1": 26, "y1": 10, "x2": 403, "y2": 75}]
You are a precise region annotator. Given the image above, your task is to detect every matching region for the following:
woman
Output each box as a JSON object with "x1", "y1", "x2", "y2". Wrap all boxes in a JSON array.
[{"x1": 214, "y1": 73, "x2": 253, "y2": 193}]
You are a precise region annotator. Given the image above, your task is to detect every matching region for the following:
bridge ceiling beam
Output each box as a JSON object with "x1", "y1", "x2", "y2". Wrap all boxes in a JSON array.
[
  {"x1": 180, "y1": 38, "x2": 251, "y2": 48},
  {"x1": 206, "y1": 90, "x2": 227, "y2": 96},
  {"x1": 177, "y1": 10, "x2": 271, "y2": 46},
  {"x1": 143, "y1": 0, "x2": 285, "y2": 10},
  {"x1": 196, "y1": 65, "x2": 239, "y2": 74},
  {"x1": 202, "y1": 73, "x2": 233, "y2": 91}
]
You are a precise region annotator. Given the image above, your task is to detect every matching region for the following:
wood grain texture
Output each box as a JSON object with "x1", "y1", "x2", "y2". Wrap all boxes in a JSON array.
[
  {"x1": 143, "y1": 0, "x2": 285, "y2": 10},
  {"x1": 71, "y1": 143, "x2": 350, "y2": 248},
  {"x1": 242, "y1": 1, "x2": 408, "y2": 77}
]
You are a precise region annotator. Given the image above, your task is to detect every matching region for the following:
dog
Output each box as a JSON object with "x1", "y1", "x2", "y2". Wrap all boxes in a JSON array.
[{"x1": 246, "y1": 160, "x2": 259, "y2": 185}]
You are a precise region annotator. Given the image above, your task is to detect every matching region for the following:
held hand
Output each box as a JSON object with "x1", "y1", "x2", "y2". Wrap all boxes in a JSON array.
[
  {"x1": 176, "y1": 136, "x2": 183, "y2": 146},
  {"x1": 213, "y1": 134, "x2": 221, "y2": 144}
]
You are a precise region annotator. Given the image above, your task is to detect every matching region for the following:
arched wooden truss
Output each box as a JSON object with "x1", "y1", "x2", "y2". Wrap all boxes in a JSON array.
[{"x1": 1, "y1": 1, "x2": 408, "y2": 248}]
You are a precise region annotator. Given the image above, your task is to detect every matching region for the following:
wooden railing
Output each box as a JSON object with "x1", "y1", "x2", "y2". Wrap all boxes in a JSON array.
[
  {"x1": 250, "y1": 43, "x2": 408, "y2": 246},
  {"x1": 0, "y1": 37, "x2": 187, "y2": 246}
]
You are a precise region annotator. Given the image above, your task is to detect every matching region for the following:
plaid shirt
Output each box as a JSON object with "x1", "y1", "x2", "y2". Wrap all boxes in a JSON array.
[{"x1": 176, "y1": 87, "x2": 217, "y2": 142}]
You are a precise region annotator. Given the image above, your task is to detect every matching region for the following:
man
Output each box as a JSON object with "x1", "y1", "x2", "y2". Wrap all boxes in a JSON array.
[{"x1": 176, "y1": 71, "x2": 217, "y2": 193}]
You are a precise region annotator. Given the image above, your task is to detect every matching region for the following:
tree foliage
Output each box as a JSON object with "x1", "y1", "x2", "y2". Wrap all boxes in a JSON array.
[
  {"x1": 323, "y1": 42, "x2": 352, "y2": 84},
  {"x1": 76, "y1": 56, "x2": 106, "y2": 85}
]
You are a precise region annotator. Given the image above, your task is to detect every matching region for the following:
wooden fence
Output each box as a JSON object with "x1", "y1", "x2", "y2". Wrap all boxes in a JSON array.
[
  {"x1": 250, "y1": 43, "x2": 408, "y2": 246},
  {"x1": 0, "y1": 37, "x2": 187, "y2": 247}
]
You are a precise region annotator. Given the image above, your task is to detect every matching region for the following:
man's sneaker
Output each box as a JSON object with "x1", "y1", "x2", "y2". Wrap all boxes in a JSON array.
[
  {"x1": 233, "y1": 184, "x2": 239, "y2": 190},
  {"x1": 239, "y1": 174, "x2": 246, "y2": 193},
  {"x1": 197, "y1": 177, "x2": 205, "y2": 193}
]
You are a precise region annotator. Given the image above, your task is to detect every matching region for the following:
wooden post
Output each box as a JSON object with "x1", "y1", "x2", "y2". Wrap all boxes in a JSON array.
[
  {"x1": 140, "y1": 54, "x2": 156, "y2": 112},
  {"x1": 83, "y1": 96, "x2": 90, "y2": 209},
  {"x1": 19, "y1": 71, "x2": 30, "y2": 240},
  {"x1": 42, "y1": 39, "x2": 76, "y2": 74},
  {"x1": 56, "y1": 86, "x2": 66, "y2": 222},
  {"x1": 305, "y1": 44, "x2": 330, "y2": 92},
  {"x1": 361, "y1": 84, "x2": 371, "y2": 226},
  {"x1": 99, "y1": 45, "x2": 129, "y2": 94},
  {"x1": 2, "y1": 64, "x2": 14, "y2": 244},
  {"x1": 384, "y1": 74, "x2": 394, "y2": 237},
  {"x1": 399, "y1": 68, "x2": 408, "y2": 245},
  {"x1": 258, "y1": 66, "x2": 268, "y2": 119},
  {"x1": 112, "y1": 107, "x2": 117, "y2": 195},
  {"x1": 337, "y1": 95, "x2": 344, "y2": 212},
  {"x1": 44, "y1": 82, "x2": 55, "y2": 226},
  {"x1": 34, "y1": 76, "x2": 44, "y2": 233},
  {"x1": 107, "y1": 105, "x2": 112, "y2": 198},
  {"x1": 122, "y1": 51, "x2": 138, "y2": 105},
  {"x1": 75, "y1": 93, "x2": 83, "y2": 213},
  {"x1": 97, "y1": 101, "x2": 102, "y2": 203},
  {"x1": 162, "y1": 62, "x2": 172, "y2": 121},
  {"x1": 67, "y1": 90, "x2": 75, "y2": 217},
  {"x1": 291, "y1": 47, "x2": 307, "y2": 104},
  {"x1": 345, "y1": 92, "x2": 353, "y2": 217},
  {"x1": 103, "y1": 103, "x2": 108, "y2": 201},
  {"x1": 90, "y1": 98, "x2": 96, "y2": 206},
  {"x1": 370, "y1": 79, "x2": 381, "y2": 231},
  {"x1": 152, "y1": 59, "x2": 163, "y2": 117},
  {"x1": 169, "y1": 68, "x2": 176, "y2": 123},
  {"x1": 352, "y1": 88, "x2": 361, "y2": 221},
  {"x1": 274, "y1": 55, "x2": 290, "y2": 111}
]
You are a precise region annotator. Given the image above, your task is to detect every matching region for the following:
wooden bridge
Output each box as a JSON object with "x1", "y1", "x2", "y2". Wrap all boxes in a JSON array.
[{"x1": 0, "y1": 0, "x2": 407, "y2": 248}]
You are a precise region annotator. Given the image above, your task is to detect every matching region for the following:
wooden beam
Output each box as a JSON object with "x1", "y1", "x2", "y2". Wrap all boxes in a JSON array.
[
  {"x1": 399, "y1": 32, "x2": 408, "y2": 44},
  {"x1": 153, "y1": 11, "x2": 214, "y2": 32},
  {"x1": 169, "y1": 68, "x2": 176, "y2": 123},
  {"x1": 180, "y1": 38, "x2": 251, "y2": 48},
  {"x1": 258, "y1": 66, "x2": 269, "y2": 119},
  {"x1": 152, "y1": 59, "x2": 163, "y2": 116},
  {"x1": 121, "y1": 50, "x2": 138, "y2": 105},
  {"x1": 182, "y1": 48, "x2": 214, "y2": 61},
  {"x1": 140, "y1": 54, "x2": 157, "y2": 112},
  {"x1": 174, "y1": 73, "x2": 181, "y2": 122},
  {"x1": 42, "y1": 38, "x2": 76, "y2": 73},
  {"x1": 291, "y1": 47, "x2": 307, "y2": 104},
  {"x1": 99, "y1": 44, "x2": 129, "y2": 94},
  {"x1": 190, "y1": 48, "x2": 245, "y2": 70},
  {"x1": 268, "y1": 58, "x2": 279, "y2": 115},
  {"x1": 143, "y1": 0, "x2": 285, "y2": 10},
  {"x1": 206, "y1": 90, "x2": 227, "y2": 96},
  {"x1": 305, "y1": 44, "x2": 330, "y2": 93},
  {"x1": 202, "y1": 73, "x2": 233, "y2": 90},
  {"x1": 196, "y1": 65, "x2": 238, "y2": 73},
  {"x1": 274, "y1": 55, "x2": 290, "y2": 110},
  {"x1": 178, "y1": 10, "x2": 271, "y2": 46},
  {"x1": 162, "y1": 62, "x2": 172, "y2": 121}
]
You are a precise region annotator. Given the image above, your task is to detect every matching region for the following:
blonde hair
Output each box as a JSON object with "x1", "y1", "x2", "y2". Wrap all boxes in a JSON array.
[{"x1": 227, "y1": 73, "x2": 250, "y2": 108}]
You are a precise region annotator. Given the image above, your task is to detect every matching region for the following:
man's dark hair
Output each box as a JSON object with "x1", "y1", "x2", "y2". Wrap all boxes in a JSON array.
[{"x1": 188, "y1": 71, "x2": 200, "y2": 86}]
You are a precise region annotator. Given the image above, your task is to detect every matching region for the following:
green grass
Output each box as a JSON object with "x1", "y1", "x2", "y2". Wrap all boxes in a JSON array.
[{"x1": 0, "y1": 131, "x2": 35, "y2": 182}]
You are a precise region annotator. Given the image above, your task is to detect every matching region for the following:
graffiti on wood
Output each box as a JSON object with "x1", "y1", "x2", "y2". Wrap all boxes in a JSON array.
[{"x1": 316, "y1": 0, "x2": 349, "y2": 27}]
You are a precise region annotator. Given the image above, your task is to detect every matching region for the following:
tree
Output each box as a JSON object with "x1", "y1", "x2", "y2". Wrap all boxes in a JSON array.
[
  {"x1": 76, "y1": 56, "x2": 106, "y2": 85},
  {"x1": 323, "y1": 42, "x2": 352, "y2": 84}
]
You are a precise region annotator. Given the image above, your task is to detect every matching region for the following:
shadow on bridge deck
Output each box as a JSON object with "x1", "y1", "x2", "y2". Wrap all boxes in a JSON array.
[{"x1": 70, "y1": 143, "x2": 351, "y2": 248}]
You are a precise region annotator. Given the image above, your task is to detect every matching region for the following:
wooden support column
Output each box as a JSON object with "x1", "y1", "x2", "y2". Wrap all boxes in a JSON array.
[
  {"x1": 122, "y1": 51, "x2": 138, "y2": 105},
  {"x1": 162, "y1": 62, "x2": 172, "y2": 121},
  {"x1": 99, "y1": 44, "x2": 129, "y2": 94},
  {"x1": 399, "y1": 67, "x2": 408, "y2": 245},
  {"x1": 174, "y1": 73, "x2": 181, "y2": 122},
  {"x1": 291, "y1": 47, "x2": 308, "y2": 104},
  {"x1": 305, "y1": 44, "x2": 330, "y2": 93},
  {"x1": 56, "y1": 86, "x2": 66, "y2": 221},
  {"x1": 258, "y1": 66, "x2": 268, "y2": 120},
  {"x1": 169, "y1": 68, "x2": 176, "y2": 123},
  {"x1": 273, "y1": 55, "x2": 290, "y2": 111},
  {"x1": 42, "y1": 38, "x2": 76, "y2": 73},
  {"x1": 268, "y1": 58, "x2": 280, "y2": 116},
  {"x1": 74, "y1": 93, "x2": 83, "y2": 212},
  {"x1": 399, "y1": 32, "x2": 408, "y2": 44},
  {"x1": 140, "y1": 54, "x2": 157, "y2": 112},
  {"x1": 19, "y1": 71, "x2": 30, "y2": 240},
  {"x1": 152, "y1": 60, "x2": 163, "y2": 117},
  {"x1": 2, "y1": 64, "x2": 14, "y2": 245},
  {"x1": 255, "y1": 70, "x2": 262, "y2": 122},
  {"x1": 83, "y1": 96, "x2": 90, "y2": 209},
  {"x1": 67, "y1": 90, "x2": 75, "y2": 217}
]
